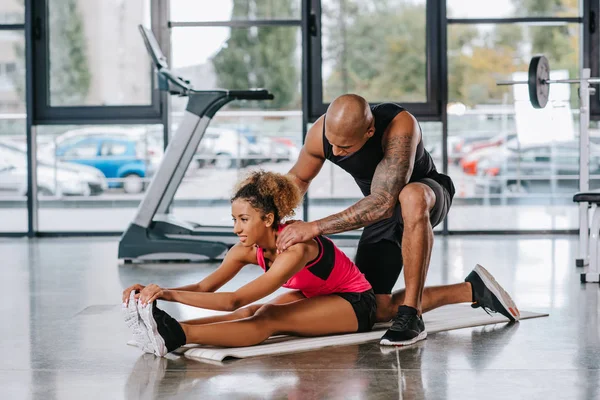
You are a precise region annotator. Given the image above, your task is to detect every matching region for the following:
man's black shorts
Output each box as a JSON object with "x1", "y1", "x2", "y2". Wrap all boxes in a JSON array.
[{"x1": 354, "y1": 173, "x2": 455, "y2": 294}]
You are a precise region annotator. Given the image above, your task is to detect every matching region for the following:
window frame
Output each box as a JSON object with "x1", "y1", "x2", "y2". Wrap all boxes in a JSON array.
[
  {"x1": 307, "y1": 0, "x2": 443, "y2": 122},
  {"x1": 588, "y1": 0, "x2": 600, "y2": 118},
  {"x1": 30, "y1": 0, "x2": 163, "y2": 125}
]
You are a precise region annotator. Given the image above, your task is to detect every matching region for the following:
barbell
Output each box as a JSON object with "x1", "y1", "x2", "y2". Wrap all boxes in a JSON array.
[{"x1": 497, "y1": 55, "x2": 600, "y2": 109}]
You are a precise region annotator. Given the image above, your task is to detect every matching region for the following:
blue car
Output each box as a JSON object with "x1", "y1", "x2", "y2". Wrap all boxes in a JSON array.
[{"x1": 54, "y1": 136, "x2": 156, "y2": 193}]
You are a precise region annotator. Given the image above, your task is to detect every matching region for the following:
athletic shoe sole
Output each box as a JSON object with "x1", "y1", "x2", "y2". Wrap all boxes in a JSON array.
[
  {"x1": 380, "y1": 330, "x2": 428, "y2": 347},
  {"x1": 474, "y1": 264, "x2": 520, "y2": 321},
  {"x1": 138, "y1": 301, "x2": 168, "y2": 357},
  {"x1": 122, "y1": 292, "x2": 154, "y2": 354}
]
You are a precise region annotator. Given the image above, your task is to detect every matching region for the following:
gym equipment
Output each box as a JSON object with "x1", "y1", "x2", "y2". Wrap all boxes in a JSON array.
[
  {"x1": 118, "y1": 26, "x2": 274, "y2": 262},
  {"x1": 573, "y1": 191, "x2": 600, "y2": 283},
  {"x1": 497, "y1": 55, "x2": 600, "y2": 282},
  {"x1": 497, "y1": 55, "x2": 600, "y2": 108}
]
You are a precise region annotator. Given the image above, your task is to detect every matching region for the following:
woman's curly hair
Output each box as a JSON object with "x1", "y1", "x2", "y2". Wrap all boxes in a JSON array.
[{"x1": 231, "y1": 170, "x2": 302, "y2": 227}]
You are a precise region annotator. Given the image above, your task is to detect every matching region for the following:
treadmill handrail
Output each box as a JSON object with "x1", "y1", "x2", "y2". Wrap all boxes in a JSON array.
[
  {"x1": 227, "y1": 90, "x2": 275, "y2": 100},
  {"x1": 159, "y1": 67, "x2": 194, "y2": 94},
  {"x1": 138, "y1": 24, "x2": 274, "y2": 100}
]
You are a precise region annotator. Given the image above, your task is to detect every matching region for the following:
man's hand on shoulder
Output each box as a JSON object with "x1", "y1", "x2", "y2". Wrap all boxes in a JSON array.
[{"x1": 276, "y1": 221, "x2": 320, "y2": 253}]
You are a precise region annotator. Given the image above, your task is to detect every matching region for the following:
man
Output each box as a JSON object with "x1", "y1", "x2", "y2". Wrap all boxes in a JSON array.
[{"x1": 277, "y1": 94, "x2": 520, "y2": 346}]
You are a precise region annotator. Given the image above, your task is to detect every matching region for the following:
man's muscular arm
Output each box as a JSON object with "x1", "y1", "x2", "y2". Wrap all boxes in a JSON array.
[
  {"x1": 287, "y1": 117, "x2": 326, "y2": 197},
  {"x1": 314, "y1": 112, "x2": 421, "y2": 235}
]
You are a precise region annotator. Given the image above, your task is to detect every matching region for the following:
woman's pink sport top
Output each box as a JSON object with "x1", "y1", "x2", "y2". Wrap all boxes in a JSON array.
[{"x1": 255, "y1": 226, "x2": 372, "y2": 298}]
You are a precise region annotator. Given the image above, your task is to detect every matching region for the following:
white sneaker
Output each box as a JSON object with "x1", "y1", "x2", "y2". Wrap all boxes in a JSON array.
[{"x1": 122, "y1": 291, "x2": 155, "y2": 354}]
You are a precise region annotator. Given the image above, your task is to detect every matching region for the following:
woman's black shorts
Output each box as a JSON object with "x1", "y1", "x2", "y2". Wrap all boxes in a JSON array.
[{"x1": 334, "y1": 289, "x2": 377, "y2": 333}]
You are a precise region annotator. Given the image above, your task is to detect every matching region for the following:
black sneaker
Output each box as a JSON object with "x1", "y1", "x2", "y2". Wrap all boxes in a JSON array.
[
  {"x1": 139, "y1": 301, "x2": 187, "y2": 357},
  {"x1": 380, "y1": 305, "x2": 427, "y2": 346},
  {"x1": 465, "y1": 264, "x2": 520, "y2": 322}
]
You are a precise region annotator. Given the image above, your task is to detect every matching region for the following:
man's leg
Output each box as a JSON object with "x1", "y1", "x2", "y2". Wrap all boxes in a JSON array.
[
  {"x1": 377, "y1": 284, "x2": 473, "y2": 322},
  {"x1": 397, "y1": 182, "x2": 437, "y2": 314},
  {"x1": 380, "y1": 178, "x2": 449, "y2": 345},
  {"x1": 354, "y1": 239, "x2": 404, "y2": 321},
  {"x1": 354, "y1": 236, "x2": 471, "y2": 323}
]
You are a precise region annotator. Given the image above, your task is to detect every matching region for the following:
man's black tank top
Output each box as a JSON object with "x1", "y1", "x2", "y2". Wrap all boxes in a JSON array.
[{"x1": 322, "y1": 103, "x2": 445, "y2": 197}]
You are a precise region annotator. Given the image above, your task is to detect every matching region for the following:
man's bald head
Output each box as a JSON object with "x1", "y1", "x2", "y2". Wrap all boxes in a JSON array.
[{"x1": 325, "y1": 94, "x2": 374, "y2": 143}]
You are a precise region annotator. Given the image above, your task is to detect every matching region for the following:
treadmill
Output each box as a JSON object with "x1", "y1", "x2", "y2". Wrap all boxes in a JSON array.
[{"x1": 118, "y1": 25, "x2": 274, "y2": 262}]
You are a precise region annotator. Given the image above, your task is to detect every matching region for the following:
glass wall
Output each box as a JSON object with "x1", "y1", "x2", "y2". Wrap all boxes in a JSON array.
[
  {"x1": 47, "y1": 0, "x2": 152, "y2": 107},
  {"x1": 447, "y1": 0, "x2": 579, "y2": 18},
  {"x1": 170, "y1": 0, "x2": 301, "y2": 22},
  {"x1": 0, "y1": 27, "x2": 26, "y2": 232},
  {"x1": 3, "y1": 0, "x2": 596, "y2": 235},
  {"x1": 35, "y1": 124, "x2": 163, "y2": 231},
  {"x1": 446, "y1": 1, "x2": 582, "y2": 231},
  {"x1": 0, "y1": 1, "x2": 24, "y2": 24},
  {"x1": 320, "y1": 0, "x2": 427, "y2": 103},
  {"x1": 169, "y1": 2, "x2": 304, "y2": 228},
  {"x1": 26, "y1": 0, "x2": 160, "y2": 232}
]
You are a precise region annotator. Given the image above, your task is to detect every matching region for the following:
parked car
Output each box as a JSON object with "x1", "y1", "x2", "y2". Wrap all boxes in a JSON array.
[
  {"x1": 0, "y1": 140, "x2": 108, "y2": 195},
  {"x1": 429, "y1": 136, "x2": 486, "y2": 165},
  {"x1": 0, "y1": 148, "x2": 94, "y2": 196},
  {"x1": 460, "y1": 135, "x2": 519, "y2": 176},
  {"x1": 447, "y1": 135, "x2": 494, "y2": 165},
  {"x1": 460, "y1": 133, "x2": 519, "y2": 175},
  {"x1": 254, "y1": 136, "x2": 299, "y2": 163},
  {"x1": 194, "y1": 127, "x2": 264, "y2": 169},
  {"x1": 474, "y1": 141, "x2": 600, "y2": 194},
  {"x1": 40, "y1": 127, "x2": 163, "y2": 158},
  {"x1": 44, "y1": 134, "x2": 158, "y2": 194}
]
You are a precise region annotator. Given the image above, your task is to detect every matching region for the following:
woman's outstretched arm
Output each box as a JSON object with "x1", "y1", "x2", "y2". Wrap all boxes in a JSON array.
[
  {"x1": 123, "y1": 243, "x2": 255, "y2": 305},
  {"x1": 180, "y1": 243, "x2": 256, "y2": 293},
  {"x1": 140, "y1": 242, "x2": 316, "y2": 311}
]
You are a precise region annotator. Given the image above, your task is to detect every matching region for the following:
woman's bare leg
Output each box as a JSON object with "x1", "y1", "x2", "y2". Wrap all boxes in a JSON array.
[
  {"x1": 181, "y1": 291, "x2": 306, "y2": 325},
  {"x1": 180, "y1": 295, "x2": 358, "y2": 347}
]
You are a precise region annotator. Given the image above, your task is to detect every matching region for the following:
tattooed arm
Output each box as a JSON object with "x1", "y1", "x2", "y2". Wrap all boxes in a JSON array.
[{"x1": 314, "y1": 111, "x2": 421, "y2": 235}]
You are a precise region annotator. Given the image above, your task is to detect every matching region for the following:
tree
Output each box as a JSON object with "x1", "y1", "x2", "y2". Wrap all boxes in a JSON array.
[
  {"x1": 10, "y1": 0, "x2": 90, "y2": 106},
  {"x1": 512, "y1": 0, "x2": 579, "y2": 74},
  {"x1": 211, "y1": 0, "x2": 299, "y2": 109},
  {"x1": 48, "y1": 0, "x2": 91, "y2": 105},
  {"x1": 448, "y1": 24, "x2": 526, "y2": 106},
  {"x1": 323, "y1": 0, "x2": 428, "y2": 102},
  {"x1": 323, "y1": 0, "x2": 579, "y2": 108},
  {"x1": 9, "y1": 0, "x2": 27, "y2": 102}
]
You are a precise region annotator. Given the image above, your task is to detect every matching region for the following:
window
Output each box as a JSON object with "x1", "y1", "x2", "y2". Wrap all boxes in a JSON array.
[
  {"x1": 321, "y1": 0, "x2": 426, "y2": 103},
  {"x1": 100, "y1": 142, "x2": 128, "y2": 157},
  {"x1": 170, "y1": 0, "x2": 301, "y2": 22},
  {"x1": 168, "y1": 4, "x2": 304, "y2": 227},
  {"x1": 0, "y1": 31, "x2": 25, "y2": 233},
  {"x1": 447, "y1": 16, "x2": 582, "y2": 231},
  {"x1": 63, "y1": 141, "x2": 98, "y2": 158},
  {"x1": 0, "y1": 2, "x2": 24, "y2": 24},
  {"x1": 35, "y1": 124, "x2": 163, "y2": 232},
  {"x1": 447, "y1": 0, "x2": 580, "y2": 19},
  {"x1": 46, "y1": 0, "x2": 151, "y2": 107},
  {"x1": 5, "y1": 62, "x2": 16, "y2": 75},
  {"x1": 309, "y1": 0, "x2": 441, "y2": 120},
  {"x1": 32, "y1": 0, "x2": 162, "y2": 124}
]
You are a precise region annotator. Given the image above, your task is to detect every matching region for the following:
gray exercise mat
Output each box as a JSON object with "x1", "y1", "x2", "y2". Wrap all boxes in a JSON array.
[{"x1": 181, "y1": 303, "x2": 548, "y2": 362}]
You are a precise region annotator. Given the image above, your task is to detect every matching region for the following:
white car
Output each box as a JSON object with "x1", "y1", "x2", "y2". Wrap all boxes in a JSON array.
[
  {"x1": 0, "y1": 157, "x2": 92, "y2": 197},
  {"x1": 0, "y1": 141, "x2": 108, "y2": 195},
  {"x1": 195, "y1": 128, "x2": 262, "y2": 169}
]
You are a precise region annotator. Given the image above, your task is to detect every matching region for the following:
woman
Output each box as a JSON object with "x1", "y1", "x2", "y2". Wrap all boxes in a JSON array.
[{"x1": 122, "y1": 170, "x2": 377, "y2": 357}]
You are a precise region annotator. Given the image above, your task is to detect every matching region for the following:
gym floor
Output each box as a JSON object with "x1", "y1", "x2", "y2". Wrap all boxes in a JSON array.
[{"x1": 1, "y1": 235, "x2": 598, "y2": 399}]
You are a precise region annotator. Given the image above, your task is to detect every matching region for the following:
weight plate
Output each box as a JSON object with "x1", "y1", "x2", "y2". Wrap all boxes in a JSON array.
[{"x1": 528, "y1": 55, "x2": 550, "y2": 109}]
